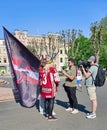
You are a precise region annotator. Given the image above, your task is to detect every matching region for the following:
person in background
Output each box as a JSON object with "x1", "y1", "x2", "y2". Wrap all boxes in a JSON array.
[
  {"x1": 39, "y1": 61, "x2": 46, "y2": 115},
  {"x1": 39, "y1": 57, "x2": 60, "y2": 121},
  {"x1": 76, "y1": 67, "x2": 82, "y2": 91},
  {"x1": 61, "y1": 58, "x2": 79, "y2": 114}
]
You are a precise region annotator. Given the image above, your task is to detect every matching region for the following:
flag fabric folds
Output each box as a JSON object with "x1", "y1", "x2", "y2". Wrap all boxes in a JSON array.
[{"x1": 3, "y1": 27, "x2": 40, "y2": 107}]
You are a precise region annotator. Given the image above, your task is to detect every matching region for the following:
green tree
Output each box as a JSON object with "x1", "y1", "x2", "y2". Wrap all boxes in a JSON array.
[
  {"x1": 99, "y1": 44, "x2": 107, "y2": 68},
  {"x1": 99, "y1": 16, "x2": 107, "y2": 68},
  {"x1": 60, "y1": 29, "x2": 93, "y2": 65},
  {"x1": 70, "y1": 35, "x2": 93, "y2": 64},
  {"x1": 89, "y1": 22, "x2": 103, "y2": 63},
  {"x1": 60, "y1": 29, "x2": 82, "y2": 59},
  {"x1": 88, "y1": 16, "x2": 107, "y2": 69}
]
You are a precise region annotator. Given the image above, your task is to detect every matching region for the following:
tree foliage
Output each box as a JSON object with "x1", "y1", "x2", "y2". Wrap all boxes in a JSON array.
[
  {"x1": 67, "y1": 16, "x2": 107, "y2": 69},
  {"x1": 27, "y1": 15, "x2": 107, "y2": 69}
]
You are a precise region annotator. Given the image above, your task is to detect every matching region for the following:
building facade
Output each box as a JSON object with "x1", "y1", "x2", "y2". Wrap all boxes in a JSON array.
[
  {"x1": 0, "y1": 30, "x2": 68, "y2": 73},
  {"x1": 0, "y1": 39, "x2": 9, "y2": 73},
  {"x1": 14, "y1": 30, "x2": 68, "y2": 71}
]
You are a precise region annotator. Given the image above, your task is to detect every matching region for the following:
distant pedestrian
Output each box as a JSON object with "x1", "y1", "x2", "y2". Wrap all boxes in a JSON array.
[{"x1": 76, "y1": 67, "x2": 82, "y2": 91}]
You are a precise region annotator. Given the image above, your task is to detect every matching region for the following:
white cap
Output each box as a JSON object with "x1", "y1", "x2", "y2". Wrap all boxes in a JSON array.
[{"x1": 88, "y1": 56, "x2": 96, "y2": 62}]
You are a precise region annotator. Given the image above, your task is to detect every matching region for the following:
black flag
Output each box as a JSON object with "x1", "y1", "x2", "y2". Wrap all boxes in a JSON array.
[{"x1": 3, "y1": 27, "x2": 40, "y2": 107}]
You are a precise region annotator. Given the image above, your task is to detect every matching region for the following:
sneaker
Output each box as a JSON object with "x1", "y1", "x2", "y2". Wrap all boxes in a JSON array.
[
  {"x1": 71, "y1": 109, "x2": 79, "y2": 114},
  {"x1": 86, "y1": 112, "x2": 91, "y2": 116},
  {"x1": 65, "y1": 107, "x2": 72, "y2": 112},
  {"x1": 86, "y1": 112, "x2": 96, "y2": 119},
  {"x1": 48, "y1": 116, "x2": 58, "y2": 121},
  {"x1": 52, "y1": 111, "x2": 56, "y2": 116},
  {"x1": 45, "y1": 114, "x2": 49, "y2": 120}
]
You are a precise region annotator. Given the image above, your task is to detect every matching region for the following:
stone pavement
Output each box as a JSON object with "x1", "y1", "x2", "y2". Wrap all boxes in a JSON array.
[
  {"x1": 0, "y1": 76, "x2": 106, "y2": 102},
  {"x1": 0, "y1": 78, "x2": 107, "y2": 130},
  {"x1": 0, "y1": 87, "x2": 16, "y2": 102},
  {"x1": 0, "y1": 75, "x2": 15, "y2": 102},
  {"x1": 0, "y1": 76, "x2": 66, "y2": 102},
  {"x1": 0, "y1": 79, "x2": 19, "y2": 102}
]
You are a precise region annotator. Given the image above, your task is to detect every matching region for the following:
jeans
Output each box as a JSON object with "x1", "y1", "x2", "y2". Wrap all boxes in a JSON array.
[
  {"x1": 44, "y1": 97, "x2": 55, "y2": 116},
  {"x1": 64, "y1": 86, "x2": 78, "y2": 109},
  {"x1": 39, "y1": 97, "x2": 45, "y2": 115}
]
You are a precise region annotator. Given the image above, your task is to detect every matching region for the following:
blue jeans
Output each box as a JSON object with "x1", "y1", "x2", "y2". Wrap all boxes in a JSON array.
[{"x1": 44, "y1": 97, "x2": 55, "y2": 116}]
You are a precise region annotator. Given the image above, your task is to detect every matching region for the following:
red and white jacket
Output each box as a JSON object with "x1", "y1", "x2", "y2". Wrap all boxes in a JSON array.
[{"x1": 39, "y1": 67, "x2": 60, "y2": 98}]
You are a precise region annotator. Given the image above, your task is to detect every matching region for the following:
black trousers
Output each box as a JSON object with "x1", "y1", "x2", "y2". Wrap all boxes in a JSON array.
[
  {"x1": 64, "y1": 86, "x2": 78, "y2": 109},
  {"x1": 44, "y1": 97, "x2": 55, "y2": 116}
]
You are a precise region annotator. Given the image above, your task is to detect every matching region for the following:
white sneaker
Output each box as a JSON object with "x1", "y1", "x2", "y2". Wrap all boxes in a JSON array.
[
  {"x1": 71, "y1": 109, "x2": 79, "y2": 114},
  {"x1": 86, "y1": 113, "x2": 96, "y2": 119},
  {"x1": 52, "y1": 111, "x2": 56, "y2": 116},
  {"x1": 65, "y1": 107, "x2": 72, "y2": 112}
]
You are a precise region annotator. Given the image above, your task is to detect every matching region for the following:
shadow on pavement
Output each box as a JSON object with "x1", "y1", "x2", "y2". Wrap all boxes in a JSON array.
[
  {"x1": 78, "y1": 104, "x2": 90, "y2": 114},
  {"x1": 56, "y1": 99, "x2": 90, "y2": 114},
  {"x1": 55, "y1": 99, "x2": 68, "y2": 108}
]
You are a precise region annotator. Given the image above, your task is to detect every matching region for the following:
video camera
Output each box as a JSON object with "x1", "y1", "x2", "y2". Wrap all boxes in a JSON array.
[
  {"x1": 78, "y1": 60, "x2": 90, "y2": 70},
  {"x1": 61, "y1": 66, "x2": 66, "y2": 70}
]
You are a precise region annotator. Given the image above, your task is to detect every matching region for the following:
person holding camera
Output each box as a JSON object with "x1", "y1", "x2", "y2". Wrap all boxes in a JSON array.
[
  {"x1": 81, "y1": 56, "x2": 98, "y2": 119},
  {"x1": 61, "y1": 58, "x2": 79, "y2": 114}
]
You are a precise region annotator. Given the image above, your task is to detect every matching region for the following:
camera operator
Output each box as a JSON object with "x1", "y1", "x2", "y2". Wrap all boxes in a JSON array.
[
  {"x1": 81, "y1": 56, "x2": 98, "y2": 119},
  {"x1": 61, "y1": 58, "x2": 79, "y2": 114}
]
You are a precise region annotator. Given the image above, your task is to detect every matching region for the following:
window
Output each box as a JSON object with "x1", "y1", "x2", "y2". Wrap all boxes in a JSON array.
[
  {"x1": 3, "y1": 58, "x2": 6, "y2": 63},
  {"x1": 60, "y1": 50, "x2": 63, "y2": 54},
  {"x1": 60, "y1": 58, "x2": 63, "y2": 63}
]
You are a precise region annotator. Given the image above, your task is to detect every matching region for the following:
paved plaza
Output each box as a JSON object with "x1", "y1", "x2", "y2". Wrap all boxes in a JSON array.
[{"x1": 0, "y1": 77, "x2": 107, "y2": 130}]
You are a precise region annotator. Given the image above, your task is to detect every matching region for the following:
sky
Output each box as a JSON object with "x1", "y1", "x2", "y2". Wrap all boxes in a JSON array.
[{"x1": 0, "y1": 0, "x2": 107, "y2": 38}]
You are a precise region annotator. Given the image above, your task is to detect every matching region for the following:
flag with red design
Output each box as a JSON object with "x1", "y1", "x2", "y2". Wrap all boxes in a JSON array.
[{"x1": 3, "y1": 27, "x2": 40, "y2": 107}]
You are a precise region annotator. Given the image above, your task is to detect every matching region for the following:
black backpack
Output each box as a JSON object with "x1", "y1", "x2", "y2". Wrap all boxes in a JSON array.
[{"x1": 92, "y1": 65, "x2": 106, "y2": 87}]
